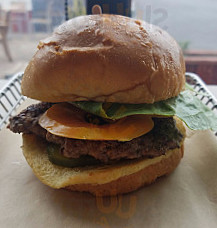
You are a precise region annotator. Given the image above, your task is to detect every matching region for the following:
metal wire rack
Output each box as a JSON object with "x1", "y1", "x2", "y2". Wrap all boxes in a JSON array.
[
  {"x1": 185, "y1": 72, "x2": 217, "y2": 113},
  {"x1": 0, "y1": 72, "x2": 25, "y2": 130},
  {"x1": 0, "y1": 72, "x2": 217, "y2": 135}
]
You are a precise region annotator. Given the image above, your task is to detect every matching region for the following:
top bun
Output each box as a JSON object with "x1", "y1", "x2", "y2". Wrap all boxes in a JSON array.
[{"x1": 21, "y1": 14, "x2": 185, "y2": 104}]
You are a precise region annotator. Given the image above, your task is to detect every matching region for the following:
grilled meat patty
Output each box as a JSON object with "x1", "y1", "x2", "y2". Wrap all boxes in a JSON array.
[{"x1": 8, "y1": 102, "x2": 183, "y2": 163}]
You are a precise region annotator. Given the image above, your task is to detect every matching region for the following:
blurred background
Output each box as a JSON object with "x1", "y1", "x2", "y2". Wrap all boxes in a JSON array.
[{"x1": 0, "y1": 0, "x2": 216, "y2": 86}]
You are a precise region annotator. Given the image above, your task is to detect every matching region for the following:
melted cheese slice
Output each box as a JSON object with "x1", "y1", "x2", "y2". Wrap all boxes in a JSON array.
[{"x1": 39, "y1": 103, "x2": 154, "y2": 141}]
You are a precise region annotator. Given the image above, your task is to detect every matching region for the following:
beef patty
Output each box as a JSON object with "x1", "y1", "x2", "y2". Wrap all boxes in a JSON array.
[{"x1": 8, "y1": 102, "x2": 183, "y2": 163}]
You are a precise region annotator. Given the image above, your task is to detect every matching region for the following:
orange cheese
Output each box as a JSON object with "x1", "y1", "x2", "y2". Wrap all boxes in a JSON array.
[{"x1": 39, "y1": 103, "x2": 154, "y2": 141}]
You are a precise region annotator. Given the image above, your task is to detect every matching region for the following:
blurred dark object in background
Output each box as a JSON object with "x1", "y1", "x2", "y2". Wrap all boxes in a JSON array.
[
  {"x1": 185, "y1": 51, "x2": 217, "y2": 85},
  {"x1": 86, "y1": 0, "x2": 131, "y2": 17}
]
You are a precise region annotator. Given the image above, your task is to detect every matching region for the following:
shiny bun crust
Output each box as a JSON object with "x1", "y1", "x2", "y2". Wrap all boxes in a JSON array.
[
  {"x1": 22, "y1": 119, "x2": 185, "y2": 196},
  {"x1": 21, "y1": 15, "x2": 185, "y2": 104}
]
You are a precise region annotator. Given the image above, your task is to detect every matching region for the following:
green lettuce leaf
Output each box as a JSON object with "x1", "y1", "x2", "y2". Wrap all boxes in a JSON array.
[{"x1": 72, "y1": 90, "x2": 217, "y2": 131}]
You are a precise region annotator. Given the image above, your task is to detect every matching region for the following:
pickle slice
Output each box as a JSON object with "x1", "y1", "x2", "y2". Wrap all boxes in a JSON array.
[{"x1": 47, "y1": 144, "x2": 100, "y2": 168}]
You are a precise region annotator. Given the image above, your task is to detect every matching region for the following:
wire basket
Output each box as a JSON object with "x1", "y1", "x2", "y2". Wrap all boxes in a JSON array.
[
  {"x1": 185, "y1": 72, "x2": 217, "y2": 114},
  {"x1": 0, "y1": 72, "x2": 217, "y2": 135},
  {"x1": 0, "y1": 72, "x2": 25, "y2": 130}
]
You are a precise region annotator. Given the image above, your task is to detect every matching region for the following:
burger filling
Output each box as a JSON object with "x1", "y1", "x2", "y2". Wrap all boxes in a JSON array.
[{"x1": 8, "y1": 102, "x2": 183, "y2": 166}]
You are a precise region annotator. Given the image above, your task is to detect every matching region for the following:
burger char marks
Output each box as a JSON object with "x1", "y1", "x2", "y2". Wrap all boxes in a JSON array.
[
  {"x1": 8, "y1": 102, "x2": 53, "y2": 138},
  {"x1": 8, "y1": 102, "x2": 183, "y2": 163}
]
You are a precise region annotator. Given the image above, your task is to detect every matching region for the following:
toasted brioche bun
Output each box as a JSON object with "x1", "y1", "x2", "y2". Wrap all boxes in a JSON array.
[
  {"x1": 22, "y1": 118, "x2": 185, "y2": 196},
  {"x1": 21, "y1": 14, "x2": 185, "y2": 104}
]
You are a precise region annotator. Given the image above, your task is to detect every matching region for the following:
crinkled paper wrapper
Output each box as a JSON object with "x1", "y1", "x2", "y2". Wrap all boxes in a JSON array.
[{"x1": 0, "y1": 100, "x2": 217, "y2": 228}]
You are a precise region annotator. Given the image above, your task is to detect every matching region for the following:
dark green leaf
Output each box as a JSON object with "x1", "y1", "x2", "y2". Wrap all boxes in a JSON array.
[{"x1": 73, "y1": 91, "x2": 217, "y2": 131}]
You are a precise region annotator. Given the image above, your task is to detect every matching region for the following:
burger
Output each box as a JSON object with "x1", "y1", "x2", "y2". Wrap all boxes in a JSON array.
[{"x1": 8, "y1": 15, "x2": 217, "y2": 196}]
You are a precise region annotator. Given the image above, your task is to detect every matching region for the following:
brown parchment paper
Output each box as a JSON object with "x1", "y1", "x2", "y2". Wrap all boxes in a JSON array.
[{"x1": 0, "y1": 99, "x2": 217, "y2": 228}]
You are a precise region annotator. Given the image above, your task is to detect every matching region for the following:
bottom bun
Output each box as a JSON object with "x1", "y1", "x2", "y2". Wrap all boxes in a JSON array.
[
  {"x1": 65, "y1": 146, "x2": 184, "y2": 196},
  {"x1": 22, "y1": 119, "x2": 185, "y2": 196}
]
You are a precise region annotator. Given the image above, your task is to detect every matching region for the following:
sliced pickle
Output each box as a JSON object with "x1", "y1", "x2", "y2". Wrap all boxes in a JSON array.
[{"x1": 47, "y1": 144, "x2": 100, "y2": 168}]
